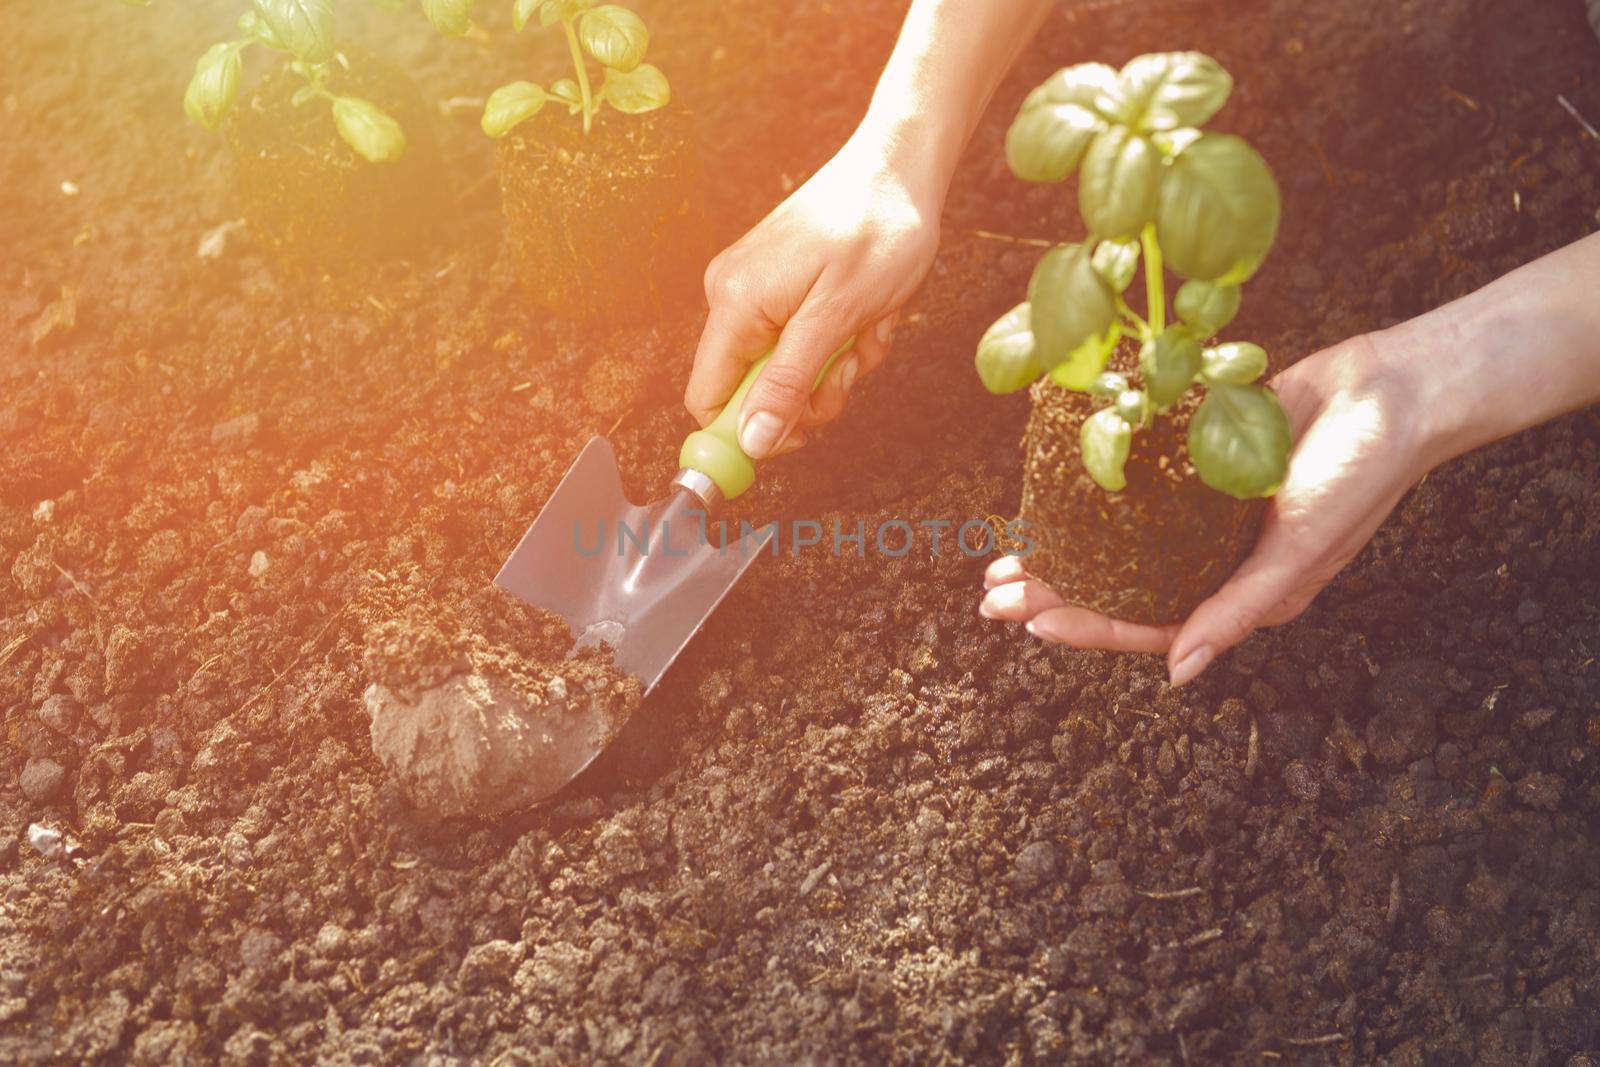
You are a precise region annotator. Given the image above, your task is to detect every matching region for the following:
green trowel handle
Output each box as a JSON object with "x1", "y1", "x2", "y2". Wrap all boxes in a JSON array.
[{"x1": 679, "y1": 340, "x2": 854, "y2": 502}]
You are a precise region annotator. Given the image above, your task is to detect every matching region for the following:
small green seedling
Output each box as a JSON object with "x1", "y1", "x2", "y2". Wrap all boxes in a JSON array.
[
  {"x1": 177, "y1": 0, "x2": 407, "y2": 164},
  {"x1": 976, "y1": 52, "x2": 1291, "y2": 500},
  {"x1": 427, "y1": 0, "x2": 668, "y2": 138}
]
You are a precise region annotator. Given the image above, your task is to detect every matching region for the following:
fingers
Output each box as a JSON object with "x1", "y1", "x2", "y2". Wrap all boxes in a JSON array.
[
  {"x1": 984, "y1": 553, "x2": 1028, "y2": 589},
  {"x1": 1026, "y1": 607, "x2": 1178, "y2": 654},
  {"x1": 979, "y1": 576, "x2": 1067, "y2": 620},
  {"x1": 738, "y1": 300, "x2": 858, "y2": 459},
  {"x1": 686, "y1": 300, "x2": 780, "y2": 428},
  {"x1": 977, "y1": 563, "x2": 1178, "y2": 654}
]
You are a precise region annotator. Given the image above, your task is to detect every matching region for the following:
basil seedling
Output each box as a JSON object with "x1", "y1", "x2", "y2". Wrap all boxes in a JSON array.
[
  {"x1": 177, "y1": 1, "x2": 408, "y2": 164},
  {"x1": 976, "y1": 52, "x2": 1292, "y2": 500},
  {"x1": 452, "y1": 0, "x2": 669, "y2": 138}
]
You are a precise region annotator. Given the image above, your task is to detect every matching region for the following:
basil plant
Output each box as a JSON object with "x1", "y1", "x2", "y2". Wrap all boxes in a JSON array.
[
  {"x1": 418, "y1": 0, "x2": 669, "y2": 139},
  {"x1": 976, "y1": 52, "x2": 1291, "y2": 500},
  {"x1": 174, "y1": 1, "x2": 408, "y2": 164}
]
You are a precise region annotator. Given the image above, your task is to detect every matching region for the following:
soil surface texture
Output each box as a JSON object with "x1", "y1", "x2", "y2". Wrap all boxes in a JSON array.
[{"x1": 3, "y1": 1, "x2": 1600, "y2": 1064}]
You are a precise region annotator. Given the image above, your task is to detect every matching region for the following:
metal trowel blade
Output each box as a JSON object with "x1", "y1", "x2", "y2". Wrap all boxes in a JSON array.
[{"x1": 496, "y1": 435, "x2": 773, "y2": 694}]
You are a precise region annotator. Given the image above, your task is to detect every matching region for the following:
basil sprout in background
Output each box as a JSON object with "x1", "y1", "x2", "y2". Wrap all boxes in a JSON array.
[
  {"x1": 1189, "y1": 383, "x2": 1292, "y2": 498},
  {"x1": 422, "y1": 0, "x2": 475, "y2": 36},
  {"x1": 184, "y1": 42, "x2": 245, "y2": 131},
  {"x1": 483, "y1": 81, "x2": 548, "y2": 137},
  {"x1": 164, "y1": 0, "x2": 409, "y2": 166},
  {"x1": 331, "y1": 96, "x2": 406, "y2": 163},
  {"x1": 486, "y1": 0, "x2": 668, "y2": 137},
  {"x1": 976, "y1": 51, "x2": 1294, "y2": 500}
]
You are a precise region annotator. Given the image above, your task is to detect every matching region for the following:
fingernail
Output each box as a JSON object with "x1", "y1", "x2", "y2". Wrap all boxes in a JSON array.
[
  {"x1": 838, "y1": 355, "x2": 859, "y2": 394},
  {"x1": 1169, "y1": 645, "x2": 1213, "y2": 688},
  {"x1": 738, "y1": 410, "x2": 786, "y2": 459},
  {"x1": 1024, "y1": 619, "x2": 1055, "y2": 641},
  {"x1": 875, "y1": 317, "x2": 896, "y2": 346}
]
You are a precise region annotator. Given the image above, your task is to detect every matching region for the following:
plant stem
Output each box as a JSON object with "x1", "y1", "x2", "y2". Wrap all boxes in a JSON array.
[
  {"x1": 1115, "y1": 296, "x2": 1153, "y2": 343},
  {"x1": 561, "y1": 16, "x2": 594, "y2": 135},
  {"x1": 1140, "y1": 223, "x2": 1165, "y2": 335}
]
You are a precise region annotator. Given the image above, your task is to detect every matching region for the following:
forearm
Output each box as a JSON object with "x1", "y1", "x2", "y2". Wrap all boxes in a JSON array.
[
  {"x1": 1385, "y1": 231, "x2": 1600, "y2": 469},
  {"x1": 851, "y1": 0, "x2": 1058, "y2": 208}
]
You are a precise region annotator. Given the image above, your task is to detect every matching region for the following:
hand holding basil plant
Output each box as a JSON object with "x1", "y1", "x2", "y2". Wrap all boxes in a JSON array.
[
  {"x1": 976, "y1": 52, "x2": 1291, "y2": 500},
  {"x1": 431, "y1": 0, "x2": 669, "y2": 139},
  {"x1": 181, "y1": 0, "x2": 407, "y2": 164}
]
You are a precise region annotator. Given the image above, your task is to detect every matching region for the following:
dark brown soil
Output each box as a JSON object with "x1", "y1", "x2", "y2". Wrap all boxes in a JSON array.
[
  {"x1": 1019, "y1": 347, "x2": 1265, "y2": 624},
  {"x1": 3, "y1": 0, "x2": 1600, "y2": 1064},
  {"x1": 499, "y1": 102, "x2": 711, "y2": 323},
  {"x1": 361, "y1": 585, "x2": 643, "y2": 819},
  {"x1": 228, "y1": 49, "x2": 445, "y2": 273}
]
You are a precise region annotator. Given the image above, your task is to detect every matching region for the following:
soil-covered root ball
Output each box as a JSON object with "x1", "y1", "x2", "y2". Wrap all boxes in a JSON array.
[
  {"x1": 1019, "y1": 351, "x2": 1265, "y2": 625},
  {"x1": 227, "y1": 50, "x2": 445, "y2": 274},
  {"x1": 496, "y1": 104, "x2": 711, "y2": 323},
  {"x1": 360, "y1": 595, "x2": 642, "y2": 819}
]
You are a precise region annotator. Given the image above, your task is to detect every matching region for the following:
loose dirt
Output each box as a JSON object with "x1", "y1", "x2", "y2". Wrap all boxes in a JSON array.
[{"x1": 2, "y1": 0, "x2": 1599, "y2": 1063}]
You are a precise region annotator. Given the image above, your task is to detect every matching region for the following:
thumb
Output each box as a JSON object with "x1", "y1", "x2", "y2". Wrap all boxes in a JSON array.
[{"x1": 737, "y1": 300, "x2": 856, "y2": 460}]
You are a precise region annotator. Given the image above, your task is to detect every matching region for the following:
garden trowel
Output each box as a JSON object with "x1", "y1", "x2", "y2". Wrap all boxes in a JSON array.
[{"x1": 493, "y1": 346, "x2": 846, "y2": 800}]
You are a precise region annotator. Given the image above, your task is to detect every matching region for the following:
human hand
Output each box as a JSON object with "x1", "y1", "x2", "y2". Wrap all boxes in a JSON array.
[
  {"x1": 684, "y1": 135, "x2": 942, "y2": 459},
  {"x1": 979, "y1": 332, "x2": 1437, "y2": 686}
]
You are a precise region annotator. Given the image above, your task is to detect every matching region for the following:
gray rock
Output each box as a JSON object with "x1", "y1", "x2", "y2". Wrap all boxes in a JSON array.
[
  {"x1": 20, "y1": 758, "x2": 66, "y2": 803},
  {"x1": 458, "y1": 939, "x2": 523, "y2": 992},
  {"x1": 35, "y1": 694, "x2": 80, "y2": 734},
  {"x1": 210, "y1": 412, "x2": 261, "y2": 452},
  {"x1": 1013, "y1": 841, "x2": 1062, "y2": 890}
]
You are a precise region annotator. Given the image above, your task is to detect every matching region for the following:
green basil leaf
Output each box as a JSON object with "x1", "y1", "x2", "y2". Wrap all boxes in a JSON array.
[
  {"x1": 513, "y1": 0, "x2": 539, "y2": 30},
  {"x1": 1089, "y1": 371, "x2": 1128, "y2": 399},
  {"x1": 601, "y1": 62, "x2": 669, "y2": 114},
  {"x1": 550, "y1": 78, "x2": 582, "y2": 112},
  {"x1": 290, "y1": 84, "x2": 318, "y2": 107},
  {"x1": 1048, "y1": 322, "x2": 1120, "y2": 391},
  {"x1": 1188, "y1": 382, "x2": 1292, "y2": 499},
  {"x1": 1201, "y1": 341, "x2": 1269, "y2": 385},
  {"x1": 421, "y1": 0, "x2": 474, "y2": 36},
  {"x1": 236, "y1": 11, "x2": 286, "y2": 49},
  {"x1": 579, "y1": 4, "x2": 648, "y2": 72},
  {"x1": 1151, "y1": 127, "x2": 1202, "y2": 157},
  {"x1": 1080, "y1": 408, "x2": 1132, "y2": 492},
  {"x1": 1156, "y1": 133, "x2": 1281, "y2": 284},
  {"x1": 538, "y1": 0, "x2": 594, "y2": 26},
  {"x1": 184, "y1": 42, "x2": 245, "y2": 131},
  {"x1": 974, "y1": 302, "x2": 1044, "y2": 395},
  {"x1": 1022, "y1": 62, "x2": 1119, "y2": 114},
  {"x1": 1027, "y1": 242, "x2": 1117, "y2": 373},
  {"x1": 331, "y1": 96, "x2": 406, "y2": 163},
  {"x1": 481, "y1": 81, "x2": 548, "y2": 138},
  {"x1": 1102, "y1": 51, "x2": 1232, "y2": 131},
  {"x1": 1174, "y1": 279, "x2": 1241, "y2": 335},
  {"x1": 1114, "y1": 388, "x2": 1151, "y2": 427},
  {"x1": 250, "y1": 0, "x2": 334, "y2": 64},
  {"x1": 1090, "y1": 237, "x2": 1140, "y2": 293},
  {"x1": 1139, "y1": 326, "x2": 1203, "y2": 409},
  {"x1": 1079, "y1": 126, "x2": 1163, "y2": 241},
  {"x1": 1005, "y1": 102, "x2": 1102, "y2": 183}
]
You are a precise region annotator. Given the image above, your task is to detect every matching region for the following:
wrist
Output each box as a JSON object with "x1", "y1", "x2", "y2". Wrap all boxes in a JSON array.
[{"x1": 848, "y1": 102, "x2": 961, "y2": 216}]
